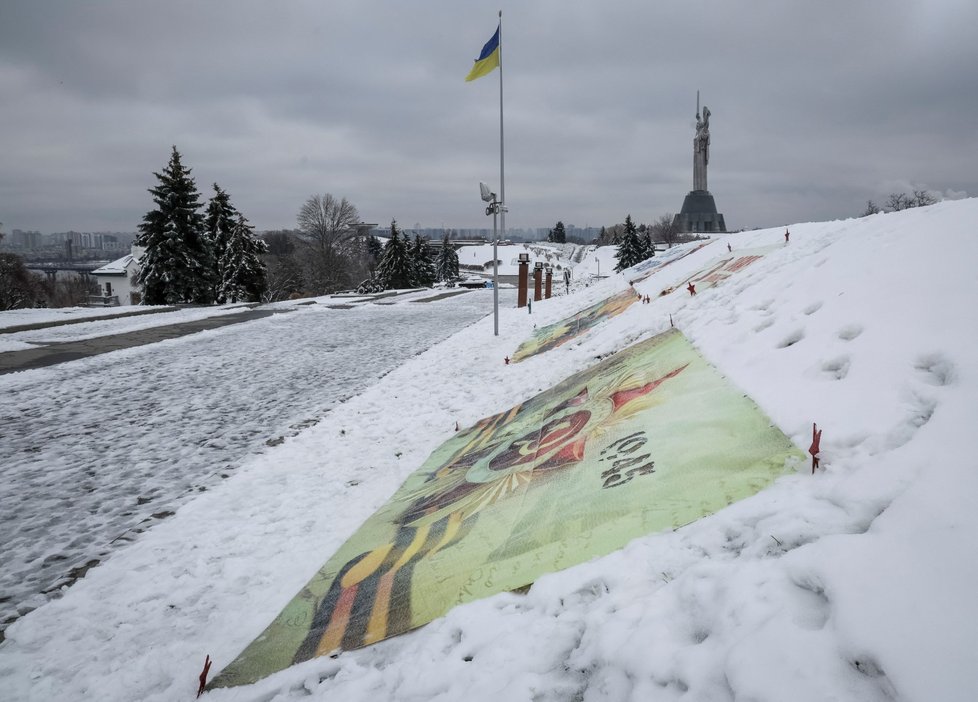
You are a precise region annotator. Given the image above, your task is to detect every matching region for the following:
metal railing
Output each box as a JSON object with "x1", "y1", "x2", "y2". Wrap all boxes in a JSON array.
[{"x1": 86, "y1": 295, "x2": 120, "y2": 307}]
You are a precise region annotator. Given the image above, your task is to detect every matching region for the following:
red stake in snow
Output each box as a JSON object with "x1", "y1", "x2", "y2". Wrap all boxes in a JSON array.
[
  {"x1": 197, "y1": 655, "x2": 212, "y2": 698},
  {"x1": 809, "y1": 423, "x2": 822, "y2": 474},
  {"x1": 686, "y1": 281, "x2": 696, "y2": 296}
]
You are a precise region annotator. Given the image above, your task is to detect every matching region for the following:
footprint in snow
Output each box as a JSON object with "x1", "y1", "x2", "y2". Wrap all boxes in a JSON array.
[
  {"x1": 820, "y1": 355, "x2": 850, "y2": 380},
  {"x1": 837, "y1": 324, "x2": 863, "y2": 341},
  {"x1": 913, "y1": 353, "x2": 955, "y2": 386},
  {"x1": 777, "y1": 329, "x2": 805, "y2": 348}
]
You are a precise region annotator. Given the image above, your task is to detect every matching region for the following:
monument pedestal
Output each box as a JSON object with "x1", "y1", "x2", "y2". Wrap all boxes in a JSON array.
[{"x1": 673, "y1": 189, "x2": 726, "y2": 234}]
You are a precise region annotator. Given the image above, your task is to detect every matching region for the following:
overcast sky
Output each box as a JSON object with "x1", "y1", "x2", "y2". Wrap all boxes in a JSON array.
[{"x1": 2, "y1": 0, "x2": 976, "y2": 234}]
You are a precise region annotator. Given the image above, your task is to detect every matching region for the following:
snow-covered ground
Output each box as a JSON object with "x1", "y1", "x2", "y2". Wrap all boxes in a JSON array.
[
  {"x1": 2, "y1": 200, "x2": 977, "y2": 701},
  {"x1": 0, "y1": 289, "x2": 508, "y2": 633}
]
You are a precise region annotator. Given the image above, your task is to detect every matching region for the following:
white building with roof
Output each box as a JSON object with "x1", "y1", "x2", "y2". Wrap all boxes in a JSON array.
[{"x1": 91, "y1": 246, "x2": 145, "y2": 305}]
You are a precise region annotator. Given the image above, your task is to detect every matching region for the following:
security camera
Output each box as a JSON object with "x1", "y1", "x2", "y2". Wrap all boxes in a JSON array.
[{"x1": 480, "y1": 182, "x2": 494, "y2": 202}]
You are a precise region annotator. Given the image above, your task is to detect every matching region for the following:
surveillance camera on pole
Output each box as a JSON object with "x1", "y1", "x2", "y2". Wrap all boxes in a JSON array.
[
  {"x1": 480, "y1": 182, "x2": 494, "y2": 203},
  {"x1": 480, "y1": 182, "x2": 503, "y2": 336}
]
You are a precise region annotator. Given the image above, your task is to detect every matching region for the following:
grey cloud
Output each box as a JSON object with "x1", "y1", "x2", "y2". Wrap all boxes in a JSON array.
[{"x1": 1, "y1": 0, "x2": 976, "y2": 234}]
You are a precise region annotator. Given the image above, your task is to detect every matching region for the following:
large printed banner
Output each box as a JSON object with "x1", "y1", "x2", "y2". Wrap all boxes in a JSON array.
[
  {"x1": 630, "y1": 240, "x2": 711, "y2": 282},
  {"x1": 512, "y1": 242, "x2": 711, "y2": 363},
  {"x1": 211, "y1": 329, "x2": 802, "y2": 688},
  {"x1": 678, "y1": 244, "x2": 779, "y2": 294},
  {"x1": 511, "y1": 289, "x2": 639, "y2": 362}
]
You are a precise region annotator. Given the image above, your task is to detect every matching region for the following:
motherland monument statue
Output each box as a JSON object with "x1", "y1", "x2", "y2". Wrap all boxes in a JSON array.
[
  {"x1": 693, "y1": 101, "x2": 710, "y2": 191},
  {"x1": 673, "y1": 91, "x2": 726, "y2": 233}
]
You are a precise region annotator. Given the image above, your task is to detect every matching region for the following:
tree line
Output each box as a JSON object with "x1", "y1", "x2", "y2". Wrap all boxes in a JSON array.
[
  {"x1": 861, "y1": 190, "x2": 939, "y2": 216},
  {"x1": 262, "y1": 206, "x2": 459, "y2": 299},
  {"x1": 135, "y1": 147, "x2": 461, "y2": 304}
]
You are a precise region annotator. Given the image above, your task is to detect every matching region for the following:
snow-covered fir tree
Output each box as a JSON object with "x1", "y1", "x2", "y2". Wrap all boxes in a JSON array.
[
  {"x1": 640, "y1": 230, "x2": 656, "y2": 262},
  {"x1": 548, "y1": 221, "x2": 566, "y2": 244},
  {"x1": 435, "y1": 233, "x2": 459, "y2": 282},
  {"x1": 376, "y1": 220, "x2": 413, "y2": 289},
  {"x1": 614, "y1": 214, "x2": 644, "y2": 272},
  {"x1": 410, "y1": 234, "x2": 437, "y2": 287},
  {"x1": 219, "y1": 214, "x2": 269, "y2": 303},
  {"x1": 136, "y1": 147, "x2": 215, "y2": 304},
  {"x1": 366, "y1": 234, "x2": 383, "y2": 270},
  {"x1": 205, "y1": 183, "x2": 239, "y2": 301}
]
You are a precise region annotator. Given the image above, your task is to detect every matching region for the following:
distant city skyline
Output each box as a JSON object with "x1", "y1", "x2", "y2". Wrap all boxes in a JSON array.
[
  {"x1": 2, "y1": 224, "x2": 602, "y2": 242},
  {"x1": 2, "y1": 1, "x2": 976, "y2": 234}
]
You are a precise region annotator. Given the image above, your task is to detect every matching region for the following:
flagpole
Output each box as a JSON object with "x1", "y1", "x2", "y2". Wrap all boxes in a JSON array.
[
  {"x1": 495, "y1": 10, "x2": 504, "y2": 336},
  {"x1": 498, "y1": 9, "x2": 505, "y2": 238}
]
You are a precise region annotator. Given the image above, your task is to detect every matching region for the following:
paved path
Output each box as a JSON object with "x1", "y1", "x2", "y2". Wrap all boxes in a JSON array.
[
  {"x1": 0, "y1": 306, "x2": 183, "y2": 335},
  {"x1": 0, "y1": 307, "x2": 291, "y2": 375},
  {"x1": 0, "y1": 289, "x2": 472, "y2": 375}
]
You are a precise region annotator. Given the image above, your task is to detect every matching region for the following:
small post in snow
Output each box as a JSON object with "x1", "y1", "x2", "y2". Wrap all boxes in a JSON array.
[
  {"x1": 809, "y1": 423, "x2": 822, "y2": 474},
  {"x1": 197, "y1": 655, "x2": 212, "y2": 698}
]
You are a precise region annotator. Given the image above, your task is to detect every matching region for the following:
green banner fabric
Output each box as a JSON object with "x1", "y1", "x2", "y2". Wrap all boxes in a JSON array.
[
  {"x1": 511, "y1": 289, "x2": 639, "y2": 362},
  {"x1": 211, "y1": 329, "x2": 802, "y2": 688},
  {"x1": 513, "y1": 242, "x2": 712, "y2": 363}
]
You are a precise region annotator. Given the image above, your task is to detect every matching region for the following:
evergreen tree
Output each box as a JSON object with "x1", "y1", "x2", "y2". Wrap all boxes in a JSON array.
[
  {"x1": 548, "y1": 221, "x2": 566, "y2": 244},
  {"x1": 640, "y1": 230, "x2": 655, "y2": 262},
  {"x1": 614, "y1": 214, "x2": 642, "y2": 272},
  {"x1": 366, "y1": 234, "x2": 383, "y2": 269},
  {"x1": 376, "y1": 220, "x2": 413, "y2": 289},
  {"x1": 205, "y1": 183, "x2": 240, "y2": 302},
  {"x1": 135, "y1": 146, "x2": 214, "y2": 304},
  {"x1": 219, "y1": 214, "x2": 269, "y2": 303},
  {"x1": 435, "y1": 233, "x2": 459, "y2": 282},
  {"x1": 410, "y1": 234, "x2": 437, "y2": 287}
]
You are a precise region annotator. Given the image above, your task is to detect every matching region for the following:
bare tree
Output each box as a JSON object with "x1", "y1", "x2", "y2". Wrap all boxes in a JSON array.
[
  {"x1": 861, "y1": 200, "x2": 882, "y2": 217},
  {"x1": 46, "y1": 274, "x2": 98, "y2": 307},
  {"x1": 260, "y1": 230, "x2": 304, "y2": 302},
  {"x1": 885, "y1": 190, "x2": 939, "y2": 212},
  {"x1": 912, "y1": 189, "x2": 937, "y2": 208},
  {"x1": 298, "y1": 194, "x2": 360, "y2": 248},
  {"x1": 650, "y1": 214, "x2": 681, "y2": 248},
  {"x1": 0, "y1": 226, "x2": 49, "y2": 310},
  {"x1": 296, "y1": 194, "x2": 361, "y2": 293},
  {"x1": 886, "y1": 193, "x2": 911, "y2": 212}
]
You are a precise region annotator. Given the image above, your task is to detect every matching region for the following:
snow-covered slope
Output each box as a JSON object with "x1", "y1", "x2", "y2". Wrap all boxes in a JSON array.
[{"x1": 2, "y1": 200, "x2": 977, "y2": 701}]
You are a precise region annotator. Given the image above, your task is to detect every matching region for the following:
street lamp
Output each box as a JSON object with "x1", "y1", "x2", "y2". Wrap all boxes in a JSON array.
[{"x1": 480, "y1": 182, "x2": 506, "y2": 336}]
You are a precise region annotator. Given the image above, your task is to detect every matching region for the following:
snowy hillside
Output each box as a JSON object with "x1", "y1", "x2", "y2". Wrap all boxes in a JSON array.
[{"x1": 2, "y1": 200, "x2": 977, "y2": 701}]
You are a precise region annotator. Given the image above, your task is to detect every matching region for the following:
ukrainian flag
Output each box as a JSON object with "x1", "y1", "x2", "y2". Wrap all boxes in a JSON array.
[{"x1": 465, "y1": 26, "x2": 500, "y2": 82}]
